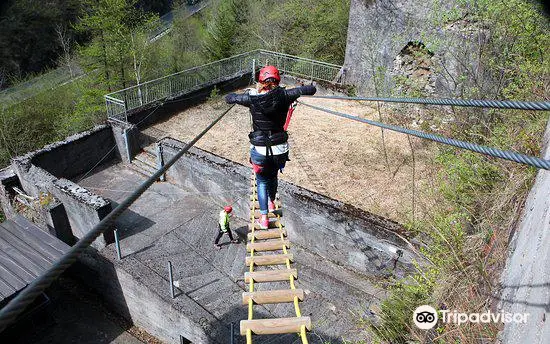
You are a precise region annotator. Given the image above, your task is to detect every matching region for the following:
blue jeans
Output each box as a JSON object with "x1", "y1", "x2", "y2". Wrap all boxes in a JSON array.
[{"x1": 250, "y1": 147, "x2": 288, "y2": 215}]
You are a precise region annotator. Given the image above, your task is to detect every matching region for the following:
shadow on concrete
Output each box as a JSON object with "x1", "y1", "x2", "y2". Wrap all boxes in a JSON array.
[
  {"x1": 69, "y1": 249, "x2": 133, "y2": 323},
  {"x1": 488, "y1": 284, "x2": 550, "y2": 312},
  {"x1": 127, "y1": 243, "x2": 156, "y2": 256},
  {"x1": 109, "y1": 201, "x2": 157, "y2": 238},
  {"x1": 70, "y1": 158, "x2": 120, "y2": 184},
  {"x1": 185, "y1": 278, "x2": 221, "y2": 296},
  {"x1": 233, "y1": 225, "x2": 250, "y2": 240},
  {"x1": 0, "y1": 275, "x2": 137, "y2": 344}
]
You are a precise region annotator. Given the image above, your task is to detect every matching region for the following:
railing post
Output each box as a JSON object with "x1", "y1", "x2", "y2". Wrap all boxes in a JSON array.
[
  {"x1": 168, "y1": 260, "x2": 175, "y2": 298},
  {"x1": 156, "y1": 142, "x2": 165, "y2": 182},
  {"x1": 105, "y1": 97, "x2": 110, "y2": 119},
  {"x1": 252, "y1": 59, "x2": 256, "y2": 82},
  {"x1": 123, "y1": 92, "x2": 129, "y2": 123},
  {"x1": 123, "y1": 129, "x2": 132, "y2": 163},
  {"x1": 230, "y1": 323, "x2": 234, "y2": 344},
  {"x1": 114, "y1": 229, "x2": 122, "y2": 260},
  {"x1": 138, "y1": 84, "x2": 143, "y2": 106}
]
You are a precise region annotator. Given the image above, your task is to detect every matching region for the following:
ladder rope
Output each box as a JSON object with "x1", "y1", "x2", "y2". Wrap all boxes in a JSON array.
[{"x1": 245, "y1": 175, "x2": 309, "y2": 343}]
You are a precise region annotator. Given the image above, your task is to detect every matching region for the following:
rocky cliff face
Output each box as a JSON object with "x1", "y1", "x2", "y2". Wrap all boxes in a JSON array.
[{"x1": 344, "y1": 0, "x2": 489, "y2": 97}]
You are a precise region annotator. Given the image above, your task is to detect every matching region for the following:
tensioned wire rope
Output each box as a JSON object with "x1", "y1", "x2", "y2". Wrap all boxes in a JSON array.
[
  {"x1": 0, "y1": 104, "x2": 235, "y2": 332},
  {"x1": 303, "y1": 95, "x2": 550, "y2": 111},
  {"x1": 297, "y1": 101, "x2": 550, "y2": 171}
]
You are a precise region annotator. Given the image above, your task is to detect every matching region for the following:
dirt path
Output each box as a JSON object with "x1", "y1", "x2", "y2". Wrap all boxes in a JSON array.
[{"x1": 152, "y1": 90, "x2": 440, "y2": 224}]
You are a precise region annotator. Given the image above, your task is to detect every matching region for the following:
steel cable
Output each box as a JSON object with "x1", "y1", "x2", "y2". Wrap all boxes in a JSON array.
[
  {"x1": 298, "y1": 101, "x2": 550, "y2": 171},
  {"x1": 0, "y1": 104, "x2": 235, "y2": 332},
  {"x1": 304, "y1": 95, "x2": 550, "y2": 111}
]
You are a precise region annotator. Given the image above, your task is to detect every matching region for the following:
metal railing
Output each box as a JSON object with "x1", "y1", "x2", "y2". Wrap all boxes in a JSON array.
[
  {"x1": 105, "y1": 50, "x2": 346, "y2": 123},
  {"x1": 257, "y1": 50, "x2": 344, "y2": 84}
]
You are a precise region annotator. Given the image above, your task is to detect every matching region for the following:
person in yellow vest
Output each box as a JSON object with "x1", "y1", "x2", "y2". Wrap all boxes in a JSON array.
[{"x1": 215, "y1": 205, "x2": 239, "y2": 249}]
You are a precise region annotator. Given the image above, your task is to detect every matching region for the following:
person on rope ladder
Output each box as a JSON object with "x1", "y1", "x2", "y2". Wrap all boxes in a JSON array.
[
  {"x1": 225, "y1": 65, "x2": 316, "y2": 229},
  {"x1": 215, "y1": 205, "x2": 239, "y2": 249}
]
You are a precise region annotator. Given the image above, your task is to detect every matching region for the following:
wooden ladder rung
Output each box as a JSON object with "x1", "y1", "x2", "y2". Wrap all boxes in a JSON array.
[
  {"x1": 240, "y1": 316, "x2": 311, "y2": 335},
  {"x1": 247, "y1": 240, "x2": 290, "y2": 252},
  {"x1": 248, "y1": 221, "x2": 283, "y2": 230},
  {"x1": 245, "y1": 269, "x2": 297, "y2": 283},
  {"x1": 247, "y1": 228, "x2": 286, "y2": 240},
  {"x1": 242, "y1": 288, "x2": 304, "y2": 305},
  {"x1": 246, "y1": 254, "x2": 293, "y2": 266}
]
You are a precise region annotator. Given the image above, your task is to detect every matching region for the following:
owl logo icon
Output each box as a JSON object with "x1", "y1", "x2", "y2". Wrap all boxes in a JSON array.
[{"x1": 413, "y1": 305, "x2": 438, "y2": 330}]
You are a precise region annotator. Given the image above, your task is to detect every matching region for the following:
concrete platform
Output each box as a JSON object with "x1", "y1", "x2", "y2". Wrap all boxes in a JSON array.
[{"x1": 78, "y1": 163, "x2": 381, "y2": 343}]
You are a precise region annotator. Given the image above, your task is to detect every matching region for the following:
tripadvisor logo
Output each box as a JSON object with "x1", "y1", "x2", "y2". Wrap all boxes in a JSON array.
[
  {"x1": 413, "y1": 305, "x2": 530, "y2": 329},
  {"x1": 413, "y1": 305, "x2": 438, "y2": 330}
]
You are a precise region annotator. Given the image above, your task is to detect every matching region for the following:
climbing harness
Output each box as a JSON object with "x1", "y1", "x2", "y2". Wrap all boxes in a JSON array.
[{"x1": 284, "y1": 101, "x2": 298, "y2": 131}]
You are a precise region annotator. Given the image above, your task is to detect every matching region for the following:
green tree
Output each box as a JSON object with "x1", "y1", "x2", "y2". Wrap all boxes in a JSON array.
[
  {"x1": 76, "y1": 0, "x2": 153, "y2": 91},
  {"x1": 202, "y1": 0, "x2": 242, "y2": 60},
  {"x1": 0, "y1": 0, "x2": 82, "y2": 84}
]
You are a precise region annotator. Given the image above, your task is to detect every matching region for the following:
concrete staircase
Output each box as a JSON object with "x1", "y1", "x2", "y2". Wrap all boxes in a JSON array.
[{"x1": 130, "y1": 146, "x2": 158, "y2": 178}]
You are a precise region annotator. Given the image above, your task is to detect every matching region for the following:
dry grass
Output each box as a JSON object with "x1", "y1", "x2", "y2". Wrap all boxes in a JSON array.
[{"x1": 152, "y1": 90, "x2": 442, "y2": 224}]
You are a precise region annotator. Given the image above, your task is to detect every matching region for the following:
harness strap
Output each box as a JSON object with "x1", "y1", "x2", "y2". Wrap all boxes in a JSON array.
[{"x1": 283, "y1": 102, "x2": 298, "y2": 131}]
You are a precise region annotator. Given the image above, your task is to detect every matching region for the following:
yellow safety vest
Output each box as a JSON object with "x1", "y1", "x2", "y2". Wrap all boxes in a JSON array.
[{"x1": 219, "y1": 210, "x2": 229, "y2": 231}]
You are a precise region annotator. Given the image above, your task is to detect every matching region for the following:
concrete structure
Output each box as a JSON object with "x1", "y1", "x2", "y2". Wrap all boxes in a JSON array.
[
  {"x1": 74, "y1": 159, "x2": 401, "y2": 343},
  {"x1": 498, "y1": 119, "x2": 550, "y2": 344},
  {"x1": 0, "y1": 77, "x2": 416, "y2": 343},
  {"x1": 159, "y1": 137, "x2": 414, "y2": 278},
  {"x1": 3, "y1": 125, "x2": 116, "y2": 249}
]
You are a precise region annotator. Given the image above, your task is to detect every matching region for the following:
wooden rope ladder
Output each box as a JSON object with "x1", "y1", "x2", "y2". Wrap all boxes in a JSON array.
[{"x1": 241, "y1": 173, "x2": 310, "y2": 343}]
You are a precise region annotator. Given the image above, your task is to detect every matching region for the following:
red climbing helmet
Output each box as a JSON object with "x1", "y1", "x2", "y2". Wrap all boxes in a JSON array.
[
  {"x1": 258, "y1": 65, "x2": 280, "y2": 83},
  {"x1": 224, "y1": 205, "x2": 233, "y2": 213}
]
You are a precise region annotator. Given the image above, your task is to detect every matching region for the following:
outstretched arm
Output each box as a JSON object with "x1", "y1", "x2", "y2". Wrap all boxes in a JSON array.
[
  {"x1": 225, "y1": 93, "x2": 251, "y2": 107},
  {"x1": 285, "y1": 84, "x2": 317, "y2": 102}
]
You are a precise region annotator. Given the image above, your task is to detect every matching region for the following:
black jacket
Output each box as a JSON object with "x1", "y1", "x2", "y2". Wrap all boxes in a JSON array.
[{"x1": 226, "y1": 85, "x2": 316, "y2": 146}]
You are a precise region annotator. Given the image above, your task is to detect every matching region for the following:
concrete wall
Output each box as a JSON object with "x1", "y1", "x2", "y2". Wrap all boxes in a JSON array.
[
  {"x1": 110, "y1": 121, "x2": 140, "y2": 163},
  {"x1": 498, "y1": 119, "x2": 550, "y2": 344},
  {"x1": 159, "y1": 137, "x2": 415, "y2": 277},
  {"x1": 75, "y1": 247, "x2": 224, "y2": 344},
  {"x1": 50, "y1": 179, "x2": 113, "y2": 248},
  {"x1": 30, "y1": 125, "x2": 118, "y2": 180},
  {"x1": 10, "y1": 129, "x2": 115, "y2": 249},
  {"x1": 0, "y1": 167, "x2": 19, "y2": 220}
]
